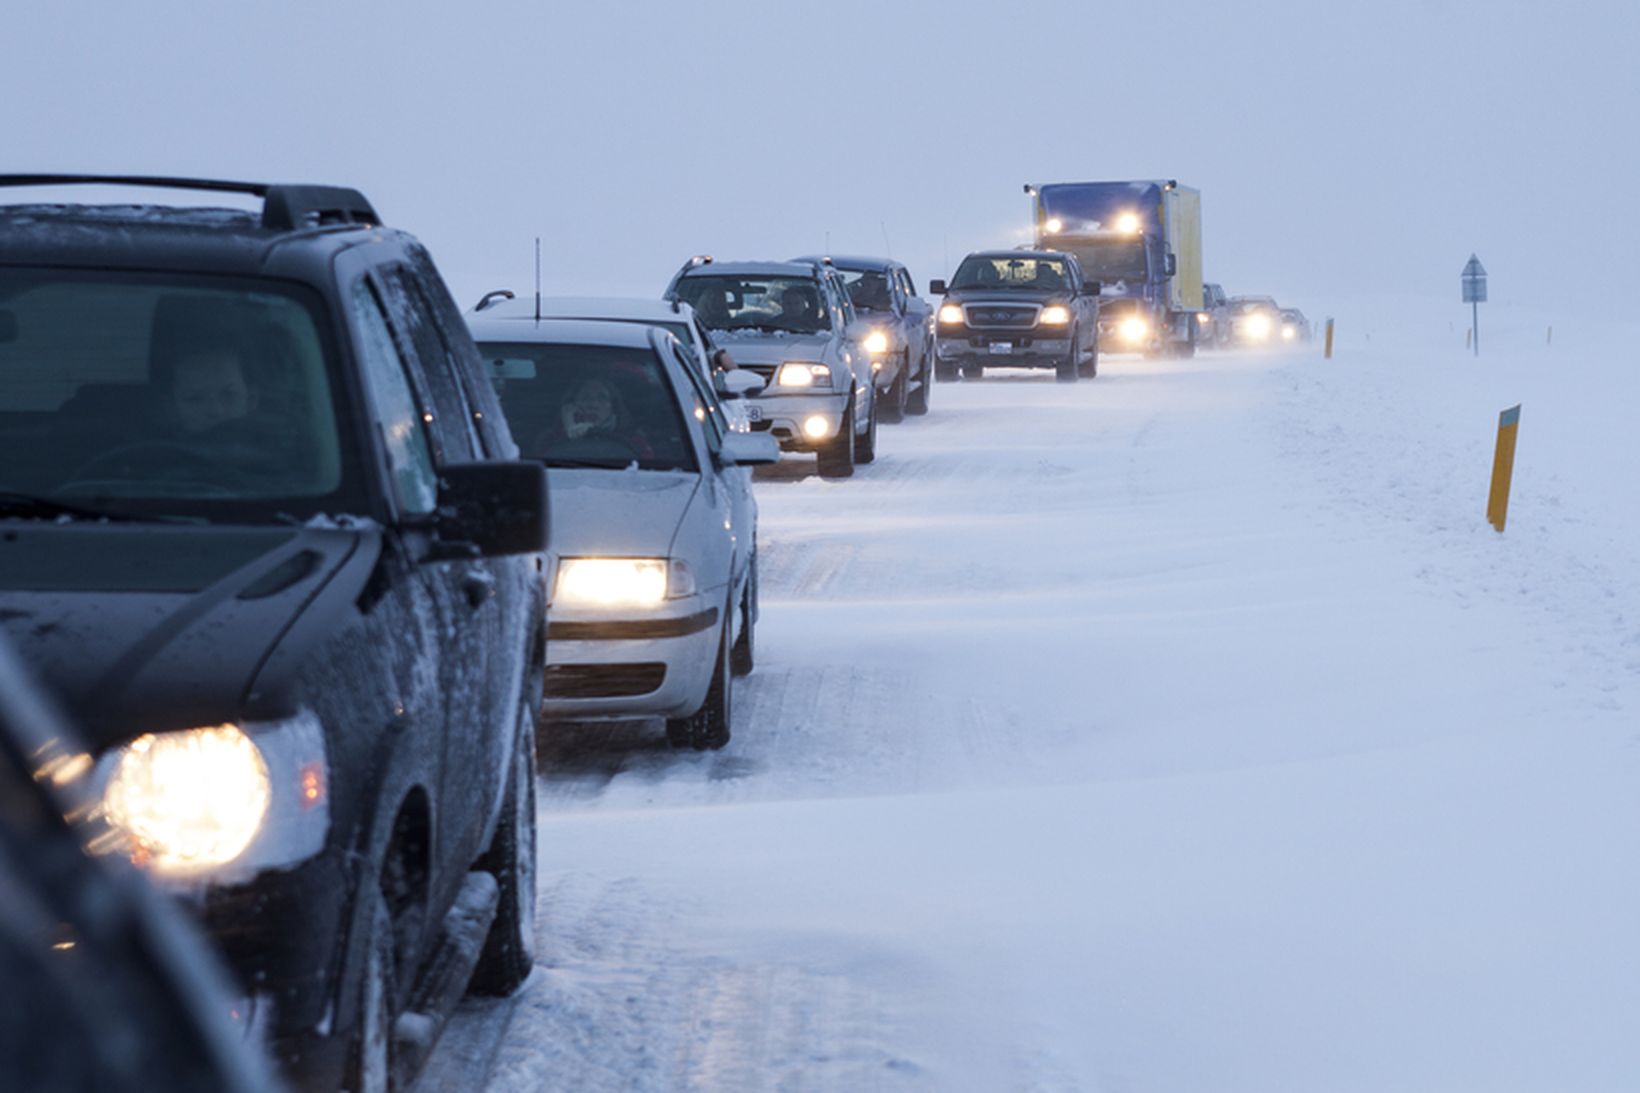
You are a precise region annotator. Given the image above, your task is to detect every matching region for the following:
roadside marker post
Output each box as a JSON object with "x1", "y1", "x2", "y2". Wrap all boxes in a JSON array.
[
  {"x1": 1462, "y1": 254, "x2": 1487, "y2": 358},
  {"x1": 1487, "y1": 404, "x2": 1521, "y2": 532},
  {"x1": 1323, "y1": 317, "x2": 1334, "y2": 358}
]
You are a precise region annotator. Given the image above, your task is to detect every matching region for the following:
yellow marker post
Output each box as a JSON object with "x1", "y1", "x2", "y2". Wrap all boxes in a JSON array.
[
  {"x1": 1487, "y1": 404, "x2": 1521, "y2": 532},
  {"x1": 1323, "y1": 317, "x2": 1335, "y2": 359}
]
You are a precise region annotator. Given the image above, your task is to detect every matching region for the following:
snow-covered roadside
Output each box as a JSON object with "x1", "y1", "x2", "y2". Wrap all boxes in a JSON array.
[{"x1": 427, "y1": 305, "x2": 1640, "y2": 1092}]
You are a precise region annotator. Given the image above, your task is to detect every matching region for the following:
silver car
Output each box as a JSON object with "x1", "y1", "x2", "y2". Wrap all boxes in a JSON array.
[
  {"x1": 666, "y1": 257, "x2": 879, "y2": 478},
  {"x1": 792, "y1": 255, "x2": 935, "y2": 421},
  {"x1": 466, "y1": 317, "x2": 778, "y2": 750}
]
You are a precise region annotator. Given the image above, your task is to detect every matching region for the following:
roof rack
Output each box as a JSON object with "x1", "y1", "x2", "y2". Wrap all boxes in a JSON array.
[{"x1": 0, "y1": 174, "x2": 382, "y2": 231}]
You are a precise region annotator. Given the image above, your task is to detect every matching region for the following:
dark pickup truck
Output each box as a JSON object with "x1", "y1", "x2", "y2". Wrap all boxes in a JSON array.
[{"x1": 931, "y1": 250, "x2": 1100, "y2": 383}]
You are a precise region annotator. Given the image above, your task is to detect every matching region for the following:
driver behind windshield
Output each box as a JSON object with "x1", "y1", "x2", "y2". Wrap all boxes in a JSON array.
[{"x1": 168, "y1": 348, "x2": 257, "y2": 434}]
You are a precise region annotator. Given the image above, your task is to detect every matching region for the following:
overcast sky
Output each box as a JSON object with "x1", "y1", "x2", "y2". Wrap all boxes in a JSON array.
[{"x1": 6, "y1": 0, "x2": 1634, "y2": 319}]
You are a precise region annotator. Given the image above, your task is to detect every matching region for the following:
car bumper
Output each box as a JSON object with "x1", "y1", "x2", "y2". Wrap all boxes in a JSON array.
[
  {"x1": 542, "y1": 598, "x2": 722, "y2": 719},
  {"x1": 936, "y1": 332, "x2": 1070, "y2": 367},
  {"x1": 744, "y1": 390, "x2": 849, "y2": 451}
]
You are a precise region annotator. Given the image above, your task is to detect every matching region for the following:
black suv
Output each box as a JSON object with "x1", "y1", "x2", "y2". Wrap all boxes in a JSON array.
[
  {"x1": 931, "y1": 249, "x2": 1101, "y2": 382},
  {"x1": 0, "y1": 176, "x2": 549, "y2": 1091}
]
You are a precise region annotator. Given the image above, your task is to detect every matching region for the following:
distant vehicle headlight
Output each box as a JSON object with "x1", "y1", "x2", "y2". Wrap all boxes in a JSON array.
[
  {"x1": 1246, "y1": 313, "x2": 1272, "y2": 339},
  {"x1": 1039, "y1": 305, "x2": 1072, "y2": 326},
  {"x1": 776, "y1": 362, "x2": 832, "y2": 387},
  {"x1": 1282, "y1": 324, "x2": 1297, "y2": 340},
  {"x1": 103, "y1": 725, "x2": 271, "y2": 874},
  {"x1": 863, "y1": 329, "x2": 890, "y2": 355},
  {"x1": 1196, "y1": 312, "x2": 1212, "y2": 324},
  {"x1": 938, "y1": 304, "x2": 965, "y2": 325},
  {"x1": 1119, "y1": 317, "x2": 1150, "y2": 343},
  {"x1": 555, "y1": 557, "x2": 687, "y2": 607}
]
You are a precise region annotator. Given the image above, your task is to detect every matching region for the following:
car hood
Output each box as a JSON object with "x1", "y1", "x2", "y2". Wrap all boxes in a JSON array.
[
  {"x1": 703, "y1": 330, "x2": 835, "y2": 367},
  {"x1": 544, "y1": 469, "x2": 700, "y2": 562},
  {"x1": 0, "y1": 522, "x2": 372, "y2": 750},
  {"x1": 941, "y1": 288, "x2": 1074, "y2": 308}
]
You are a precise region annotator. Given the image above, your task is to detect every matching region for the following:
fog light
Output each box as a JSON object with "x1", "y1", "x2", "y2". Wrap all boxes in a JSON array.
[{"x1": 803, "y1": 416, "x2": 830, "y2": 439}]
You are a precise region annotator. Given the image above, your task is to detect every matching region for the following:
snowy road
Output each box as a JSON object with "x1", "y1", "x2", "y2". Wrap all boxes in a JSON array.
[{"x1": 422, "y1": 329, "x2": 1640, "y2": 1092}]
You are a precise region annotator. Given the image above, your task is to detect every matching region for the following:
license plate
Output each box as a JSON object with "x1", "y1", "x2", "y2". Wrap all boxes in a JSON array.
[
  {"x1": 745, "y1": 404, "x2": 763, "y2": 422},
  {"x1": 988, "y1": 342, "x2": 1012, "y2": 354}
]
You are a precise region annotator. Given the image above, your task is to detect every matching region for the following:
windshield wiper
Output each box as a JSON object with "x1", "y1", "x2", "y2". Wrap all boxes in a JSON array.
[{"x1": 0, "y1": 491, "x2": 180, "y2": 524}]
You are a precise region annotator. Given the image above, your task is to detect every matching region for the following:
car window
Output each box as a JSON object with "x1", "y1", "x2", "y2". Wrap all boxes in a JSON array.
[
  {"x1": 378, "y1": 267, "x2": 480, "y2": 463},
  {"x1": 348, "y1": 279, "x2": 438, "y2": 515},
  {"x1": 676, "y1": 275, "x2": 831, "y2": 334},
  {"x1": 0, "y1": 268, "x2": 362, "y2": 521},
  {"x1": 475, "y1": 341, "x2": 699, "y2": 473},
  {"x1": 950, "y1": 256, "x2": 1070, "y2": 291},
  {"x1": 670, "y1": 340, "x2": 726, "y2": 455},
  {"x1": 403, "y1": 248, "x2": 516, "y2": 459}
]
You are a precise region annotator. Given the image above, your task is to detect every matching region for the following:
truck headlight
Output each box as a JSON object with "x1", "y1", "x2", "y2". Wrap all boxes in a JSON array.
[
  {"x1": 938, "y1": 304, "x2": 964, "y2": 325},
  {"x1": 1115, "y1": 212, "x2": 1141, "y2": 234},
  {"x1": 554, "y1": 558, "x2": 696, "y2": 607},
  {"x1": 1043, "y1": 218, "x2": 1063, "y2": 234},
  {"x1": 103, "y1": 725, "x2": 270, "y2": 874},
  {"x1": 862, "y1": 329, "x2": 890, "y2": 355},
  {"x1": 1119, "y1": 317, "x2": 1149, "y2": 343},
  {"x1": 776, "y1": 362, "x2": 831, "y2": 387},
  {"x1": 1039, "y1": 305, "x2": 1071, "y2": 326},
  {"x1": 1196, "y1": 312, "x2": 1212, "y2": 325}
]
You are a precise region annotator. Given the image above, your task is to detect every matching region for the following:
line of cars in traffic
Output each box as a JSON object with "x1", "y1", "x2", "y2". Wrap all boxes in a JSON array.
[
  {"x1": 1200, "y1": 283, "x2": 1313, "y2": 349},
  {"x1": 0, "y1": 176, "x2": 947, "y2": 1092}
]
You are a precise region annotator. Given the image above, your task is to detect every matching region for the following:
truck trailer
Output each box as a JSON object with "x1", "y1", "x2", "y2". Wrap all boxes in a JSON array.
[{"x1": 1026, "y1": 179, "x2": 1203, "y2": 358}]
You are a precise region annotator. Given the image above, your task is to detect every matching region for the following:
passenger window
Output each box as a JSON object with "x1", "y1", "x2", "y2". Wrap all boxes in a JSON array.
[
  {"x1": 348, "y1": 280, "x2": 438, "y2": 515},
  {"x1": 405, "y1": 247, "x2": 515, "y2": 459},
  {"x1": 379, "y1": 267, "x2": 480, "y2": 463},
  {"x1": 673, "y1": 342, "x2": 725, "y2": 454}
]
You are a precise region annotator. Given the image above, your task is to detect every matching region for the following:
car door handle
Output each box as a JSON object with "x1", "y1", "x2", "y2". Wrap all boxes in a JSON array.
[{"x1": 461, "y1": 569, "x2": 496, "y2": 610}]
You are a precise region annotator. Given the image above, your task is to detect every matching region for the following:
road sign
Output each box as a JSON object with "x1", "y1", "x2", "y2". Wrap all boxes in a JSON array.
[{"x1": 1462, "y1": 254, "x2": 1487, "y2": 356}]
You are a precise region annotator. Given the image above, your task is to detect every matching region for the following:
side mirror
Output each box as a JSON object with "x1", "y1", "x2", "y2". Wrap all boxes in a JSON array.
[
  {"x1": 1083, "y1": 282, "x2": 1102, "y2": 296},
  {"x1": 718, "y1": 432, "x2": 780, "y2": 466},
  {"x1": 434, "y1": 461, "x2": 548, "y2": 557},
  {"x1": 1164, "y1": 255, "x2": 1177, "y2": 276},
  {"x1": 929, "y1": 279, "x2": 947, "y2": 295},
  {"x1": 716, "y1": 370, "x2": 765, "y2": 399}
]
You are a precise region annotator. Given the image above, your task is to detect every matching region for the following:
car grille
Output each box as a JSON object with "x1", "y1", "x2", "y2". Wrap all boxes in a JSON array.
[
  {"x1": 545, "y1": 663, "x2": 666, "y2": 699},
  {"x1": 964, "y1": 305, "x2": 1039, "y2": 329}
]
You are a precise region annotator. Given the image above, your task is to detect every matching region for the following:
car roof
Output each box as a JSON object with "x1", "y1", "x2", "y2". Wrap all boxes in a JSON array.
[
  {"x1": 476, "y1": 295, "x2": 696, "y2": 324},
  {"x1": 0, "y1": 177, "x2": 391, "y2": 275},
  {"x1": 679, "y1": 260, "x2": 820, "y2": 279},
  {"x1": 466, "y1": 315, "x2": 667, "y2": 350},
  {"x1": 790, "y1": 254, "x2": 897, "y2": 272},
  {"x1": 964, "y1": 249, "x2": 1074, "y2": 262}
]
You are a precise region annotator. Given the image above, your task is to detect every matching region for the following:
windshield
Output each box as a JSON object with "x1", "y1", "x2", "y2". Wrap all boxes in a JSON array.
[
  {"x1": 0, "y1": 269, "x2": 362, "y2": 524},
  {"x1": 477, "y1": 342, "x2": 697, "y2": 472},
  {"x1": 835, "y1": 268, "x2": 894, "y2": 313},
  {"x1": 1230, "y1": 299, "x2": 1276, "y2": 314},
  {"x1": 677, "y1": 275, "x2": 831, "y2": 335},
  {"x1": 1064, "y1": 240, "x2": 1147, "y2": 283},
  {"x1": 949, "y1": 257, "x2": 1070, "y2": 292}
]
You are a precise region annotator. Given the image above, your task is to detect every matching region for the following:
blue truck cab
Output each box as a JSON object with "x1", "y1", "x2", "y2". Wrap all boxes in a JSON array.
[{"x1": 1026, "y1": 180, "x2": 1204, "y2": 358}]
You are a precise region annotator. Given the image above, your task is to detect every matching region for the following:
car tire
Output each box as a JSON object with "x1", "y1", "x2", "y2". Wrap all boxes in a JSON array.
[
  {"x1": 730, "y1": 558, "x2": 756, "y2": 677},
  {"x1": 666, "y1": 613, "x2": 731, "y2": 751},
  {"x1": 879, "y1": 353, "x2": 909, "y2": 423},
  {"x1": 468, "y1": 708, "x2": 538, "y2": 997},
  {"x1": 961, "y1": 363, "x2": 984, "y2": 381},
  {"x1": 905, "y1": 352, "x2": 932, "y2": 416},
  {"x1": 344, "y1": 889, "x2": 398, "y2": 1093},
  {"x1": 1056, "y1": 336, "x2": 1079, "y2": 383},
  {"x1": 854, "y1": 386, "x2": 878, "y2": 465},
  {"x1": 815, "y1": 400, "x2": 855, "y2": 478}
]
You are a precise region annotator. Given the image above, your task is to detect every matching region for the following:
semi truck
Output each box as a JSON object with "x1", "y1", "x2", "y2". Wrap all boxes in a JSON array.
[{"x1": 1025, "y1": 179, "x2": 1203, "y2": 358}]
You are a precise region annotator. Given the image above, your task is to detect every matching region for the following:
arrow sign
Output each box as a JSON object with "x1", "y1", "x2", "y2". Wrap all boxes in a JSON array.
[{"x1": 1461, "y1": 254, "x2": 1487, "y2": 303}]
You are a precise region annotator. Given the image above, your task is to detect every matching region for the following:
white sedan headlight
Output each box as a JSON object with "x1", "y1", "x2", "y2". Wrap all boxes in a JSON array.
[
  {"x1": 1039, "y1": 305, "x2": 1071, "y2": 326},
  {"x1": 555, "y1": 557, "x2": 695, "y2": 607},
  {"x1": 776, "y1": 362, "x2": 831, "y2": 388},
  {"x1": 1119, "y1": 317, "x2": 1150, "y2": 343},
  {"x1": 104, "y1": 725, "x2": 270, "y2": 873},
  {"x1": 862, "y1": 329, "x2": 890, "y2": 355}
]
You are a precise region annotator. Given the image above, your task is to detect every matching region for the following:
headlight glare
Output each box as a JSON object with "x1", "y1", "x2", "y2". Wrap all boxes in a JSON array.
[
  {"x1": 938, "y1": 304, "x2": 964, "y2": 325},
  {"x1": 556, "y1": 557, "x2": 669, "y2": 607},
  {"x1": 1247, "y1": 314, "x2": 1272, "y2": 339},
  {"x1": 863, "y1": 330, "x2": 890, "y2": 355},
  {"x1": 103, "y1": 726, "x2": 270, "y2": 874},
  {"x1": 1119, "y1": 317, "x2": 1150, "y2": 343},
  {"x1": 1039, "y1": 305, "x2": 1071, "y2": 326},
  {"x1": 776, "y1": 362, "x2": 831, "y2": 387}
]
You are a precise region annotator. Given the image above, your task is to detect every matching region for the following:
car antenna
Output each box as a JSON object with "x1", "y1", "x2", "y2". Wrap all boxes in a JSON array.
[
  {"x1": 533, "y1": 237, "x2": 541, "y2": 323},
  {"x1": 880, "y1": 220, "x2": 893, "y2": 259}
]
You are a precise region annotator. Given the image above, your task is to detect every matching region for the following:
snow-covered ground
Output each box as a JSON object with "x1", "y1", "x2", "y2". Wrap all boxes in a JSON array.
[{"x1": 423, "y1": 302, "x2": 1640, "y2": 1092}]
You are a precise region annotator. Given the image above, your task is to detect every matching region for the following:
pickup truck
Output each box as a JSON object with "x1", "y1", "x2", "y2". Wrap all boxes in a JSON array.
[{"x1": 931, "y1": 249, "x2": 1100, "y2": 383}]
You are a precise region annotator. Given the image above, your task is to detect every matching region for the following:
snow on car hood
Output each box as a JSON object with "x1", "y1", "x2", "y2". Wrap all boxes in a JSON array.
[
  {"x1": 704, "y1": 331, "x2": 835, "y2": 367},
  {"x1": 545, "y1": 468, "x2": 701, "y2": 561},
  {"x1": 0, "y1": 523, "x2": 370, "y2": 750}
]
